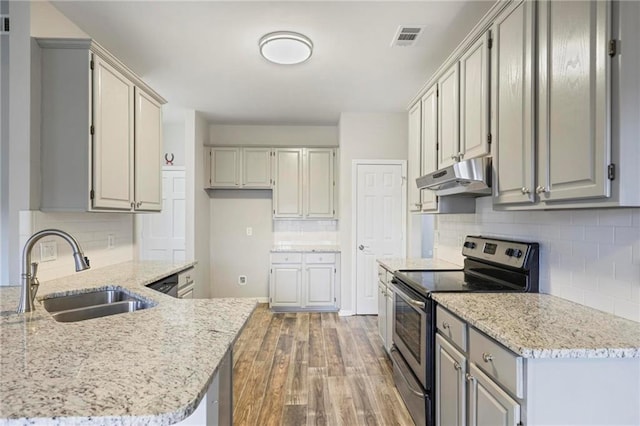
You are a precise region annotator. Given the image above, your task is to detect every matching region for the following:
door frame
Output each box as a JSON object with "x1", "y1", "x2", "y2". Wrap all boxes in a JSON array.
[{"x1": 350, "y1": 159, "x2": 407, "y2": 315}]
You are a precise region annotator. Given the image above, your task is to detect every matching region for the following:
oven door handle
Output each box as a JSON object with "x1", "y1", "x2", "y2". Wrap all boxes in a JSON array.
[
  {"x1": 390, "y1": 347, "x2": 427, "y2": 398},
  {"x1": 391, "y1": 280, "x2": 426, "y2": 309}
]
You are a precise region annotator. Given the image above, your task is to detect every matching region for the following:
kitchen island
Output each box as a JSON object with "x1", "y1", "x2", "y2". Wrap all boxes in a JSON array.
[{"x1": 0, "y1": 261, "x2": 257, "y2": 425}]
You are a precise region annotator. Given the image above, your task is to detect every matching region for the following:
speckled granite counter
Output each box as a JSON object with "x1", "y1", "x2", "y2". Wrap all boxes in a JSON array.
[
  {"x1": 271, "y1": 245, "x2": 341, "y2": 252},
  {"x1": 0, "y1": 261, "x2": 257, "y2": 425},
  {"x1": 432, "y1": 293, "x2": 640, "y2": 359},
  {"x1": 377, "y1": 257, "x2": 461, "y2": 272}
]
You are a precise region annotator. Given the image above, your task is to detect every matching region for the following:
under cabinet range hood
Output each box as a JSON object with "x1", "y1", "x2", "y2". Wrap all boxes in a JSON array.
[{"x1": 416, "y1": 157, "x2": 492, "y2": 196}]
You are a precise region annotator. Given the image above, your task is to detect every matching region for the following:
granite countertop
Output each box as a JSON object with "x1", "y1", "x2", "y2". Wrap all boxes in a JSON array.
[
  {"x1": 0, "y1": 261, "x2": 257, "y2": 425},
  {"x1": 271, "y1": 244, "x2": 341, "y2": 253},
  {"x1": 377, "y1": 257, "x2": 462, "y2": 272},
  {"x1": 432, "y1": 293, "x2": 640, "y2": 359}
]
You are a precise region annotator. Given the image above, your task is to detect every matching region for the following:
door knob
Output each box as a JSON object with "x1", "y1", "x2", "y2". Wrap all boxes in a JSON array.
[{"x1": 358, "y1": 244, "x2": 369, "y2": 251}]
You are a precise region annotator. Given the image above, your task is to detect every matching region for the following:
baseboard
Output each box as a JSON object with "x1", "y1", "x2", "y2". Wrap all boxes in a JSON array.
[
  {"x1": 338, "y1": 309, "x2": 355, "y2": 317},
  {"x1": 255, "y1": 297, "x2": 268, "y2": 303}
]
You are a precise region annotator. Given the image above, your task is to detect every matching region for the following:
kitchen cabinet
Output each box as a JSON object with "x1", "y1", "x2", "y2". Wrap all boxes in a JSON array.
[
  {"x1": 273, "y1": 148, "x2": 336, "y2": 219},
  {"x1": 408, "y1": 102, "x2": 423, "y2": 212},
  {"x1": 437, "y1": 63, "x2": 460, "y2": 169},
  {"x1": 494, "y1": 0, "x2": 640, "y2": 209},
  {"x1": 436, "y1": 304, "x2": 639, "y2": 426},
  {"x1": 177, "y1": 267, "x2": 195, "y2": 299},
  {"x1": 491, "y1": 0, "x2": 536, "y2": 206},
  {"x1": 37, "y1": 38, "x2": 166, "y2": 213},
  {"x1": 419, "y1": 86, "x2": 439, "y2": 212},
  {"x1": 376, "y1": 264, "x2": 394, "y2": 354},
  {"x1": 207, "y1": 147, "x2": 273, "y2": 189},
  {"x1": 270, "y1": 252, "x2": 339, "y2": 311}
]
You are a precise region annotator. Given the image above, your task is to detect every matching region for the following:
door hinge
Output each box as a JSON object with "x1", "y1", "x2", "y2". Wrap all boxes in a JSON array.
[
  {"x1": 488, "y1": 36, "x2": 493, "y2": 50},
  {"x1": 436, "y1": 88, "x2": 439, "y2": 97},
  {"x1": 1, "y1": 16, "x2": 9, "y2": 34},
  {"x1": 487, "y1": 133, "x2": 492, "y2": 144},
  {"x1": 270, "y1": 268, "x2": 272, "y2": 274},
  {"x1": 90, "y1": 125, "x2": 95, "y2": 135},
  {"x1": 436, "y1": 143, "x2": 439, "y2": 150},
  {"x1": 334, "y1": 268, "x2": 336, "y2": 273},
  {"x1": 90, "y1": 60, "x2": 94, "y2": 70},
  {"x1": 333, "y1": 209, "x2": 335, "y2": 215},
  {"x1": 273, "y1": 209, "x2": 276, "y2": 214},
  {"x1": 608, "y1": 163, "x2": 616, "y2": 180},
  {"x1": 334, "y1": 297, "x2": 337, "y2": 302},
  {"x1": 608, "y1": 39, "x2": 617, "y2": 57},
  {"x1": 90, "y1": 189, "x2": 95, "y2": 200}
]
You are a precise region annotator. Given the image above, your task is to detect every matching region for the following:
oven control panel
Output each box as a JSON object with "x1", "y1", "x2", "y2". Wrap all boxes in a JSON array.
[{"x1": 461, "y1": 236, "x2": 534, "y2": 268}]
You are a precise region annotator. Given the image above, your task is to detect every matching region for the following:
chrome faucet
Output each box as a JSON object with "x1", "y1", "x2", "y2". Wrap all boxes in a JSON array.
[{"x1": 17, "y1": 229, "x2": 91, "y2": 313}]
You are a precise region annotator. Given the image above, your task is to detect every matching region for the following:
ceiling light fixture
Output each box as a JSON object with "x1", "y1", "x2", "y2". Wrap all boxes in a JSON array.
[{"x1": 259, "y1": 31, "x2": 313, "y2": 65}]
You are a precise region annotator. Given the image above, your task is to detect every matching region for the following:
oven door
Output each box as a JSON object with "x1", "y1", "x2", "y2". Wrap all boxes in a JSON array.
[{"x1": 391, "y1": 279, "x2": 429, "y2": 388}]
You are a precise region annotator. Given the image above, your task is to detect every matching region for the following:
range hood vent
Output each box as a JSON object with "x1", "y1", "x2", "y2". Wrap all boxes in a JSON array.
[{"x1": 416, "y1": 157, "x2": 492, "y2": 197}]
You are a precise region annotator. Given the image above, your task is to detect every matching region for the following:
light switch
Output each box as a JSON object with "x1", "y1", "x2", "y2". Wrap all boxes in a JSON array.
[
  {"x1": 246, "y1": 227, "x2": 253, "y2": 236},
  {"x1": 40, "y1": 241, "x2": 57, "y2": 262}
]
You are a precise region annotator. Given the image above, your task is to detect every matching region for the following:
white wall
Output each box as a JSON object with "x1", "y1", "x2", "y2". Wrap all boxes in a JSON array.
[
  {"x1": 338, "y1": 112, "x2": 408, "y2": 314},
  {"x1": 434, "y1": 197, "x2": 640, "y2": 322},
  {"x1": 209, "y1": 124, "x2": 338, "y2": 147},
  {"x1": 163, "y1": 122, "x2": 185, "y2": 166},
  {"x1": 210, "y1": 190, "x2": 272, "y2": 299},
  {"x1": 185, "y1": 110, "x2": 211, "y2": 297}
]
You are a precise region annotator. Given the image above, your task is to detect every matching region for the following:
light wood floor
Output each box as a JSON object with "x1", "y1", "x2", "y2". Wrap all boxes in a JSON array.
[{"x1": 232, "y1": 304, "x2": 414, "y2": 426}]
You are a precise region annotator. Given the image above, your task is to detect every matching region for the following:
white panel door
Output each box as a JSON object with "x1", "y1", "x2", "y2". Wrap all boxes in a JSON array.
[
  {"x1": 436, "y1": 334, "x2": 467, "y2": 426},
  {"x1": 469, "y1": 364, "x2": 520, "y2": 426},
  {"x1": 421, "y1": 85, "x2": 439, "y2": 211},
  {"x1": 537, "y1": 0, "x2": 611, "y2": 202},
  {"x1": 355, "y1": 163, "x2": 404, "y2": 314},
  {"x1": 305, "y1": 148, "x2": 334, "y2": 218},
  {"x1": 210, "y1": 147, "x2": 240, "y2": 188},
  {"x1": 438, "y1": 63, "x2": 460, "y2": 169},
  {"x1": 92, "y1": 55, "x2": 134, "y2": 210},
  {"x1": 242, "y1": 147, "x2": 272, "y2": 188},
  {"x1": 492, "y1": 0, "x2": 536, "y2": 205},
  {"x1": 408, "y1": 101, "x2": 422, "y2": 212},
  {"x1": 274, "y1": 148, "x2": 303, "y2": 218},
  {"x1": 139, "y1": 168, "x2": 186, "y2": 262},
  {"x1": 305, "y1": 265, "x2": 334, "y2": 306},
  {"x1": 460, "y1": 31, "x2": 490, "y2": 161},
  {"x1": 134, "y1": 88, "x2": 162, "y2": 211}
]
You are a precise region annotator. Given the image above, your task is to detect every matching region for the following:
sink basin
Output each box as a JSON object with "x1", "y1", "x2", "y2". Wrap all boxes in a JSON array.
[{"x1": 42, "y1": 289, "x2": 154, "y2": 322}]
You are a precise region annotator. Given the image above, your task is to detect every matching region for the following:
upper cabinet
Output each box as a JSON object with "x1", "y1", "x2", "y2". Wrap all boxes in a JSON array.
[
  {"x1": 38, "y1": 38, "x2": 166, "y2": 213},
  {"x1": 437, "y1": 63, "x2": 460, "y2": 169},
  {"x1": 207, "y1": 147, "x2": 272, "y2": 189},
  {"x1": 408, "y1": 102, "x2": 422, "y2": 212},
  {"x1": 274, "y1": 148, "x2": 336, "y2": 219}
]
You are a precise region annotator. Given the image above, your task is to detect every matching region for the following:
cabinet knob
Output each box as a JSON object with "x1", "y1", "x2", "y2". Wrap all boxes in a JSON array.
[
  {"x1": 450, "y1": 155, "x2": 458, "y2": 160},
  {"x1": 454, "y1": 362, "x2": 461, "y2": 371},
  {"x1": 482, "y1": 352, "x2": 494, "y2": 363},
  {"x1": 458, "y1": 152, "x2": 464, "y2": 160},
  {"x1": 442, "y1": 321, "x2": 450, "y2": 329},
  {"x1": 521, "y1": 187, "x2": 530, "y2": 194},
  {"x1": 130, "y1": 202, "x2": 135, "y2": 209},
  {"x1": 536, "y1": 185, "x2": 549, "y2": 194},
  {"x1": 136, "y1": 201, "x2": 142, "y2": 208},
  {"x1": 465, "y1": 373, "x2": 475, "y2": 383}
]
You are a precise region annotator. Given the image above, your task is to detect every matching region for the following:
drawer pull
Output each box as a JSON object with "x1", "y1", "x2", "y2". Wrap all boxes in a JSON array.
[
  {"x1": 454, "y1": 362, "x2": 461, "y2": 371},
  {"x1": 442, "y1": 322, "x2": 450, "y2": 329},
  {"x1": 482, "y1": 352, "x2": 494, "y2": 363}
]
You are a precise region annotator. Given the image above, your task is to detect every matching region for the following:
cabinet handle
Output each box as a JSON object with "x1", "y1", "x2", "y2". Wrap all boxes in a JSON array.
[
  {"x1": 482, "y1": 352, "x2": 494, "y2": 363},
  {"x1": 465, "y1": 373, "x2": 476, "y2": 383},
  {"x1": 136, "y1": 201, "x2": 142, "y2": 208},
  {"x1": 442, "y1": 322, "x2": 450, "y2": 329},
  {"x1": 130, "y1": 202, "x2": 135, "y2": 209},
  {"x1": 453, "y1": 362, "x2": 461, "y2": 371},
  {"x1": 536, "y1": 185, "x2": 549, "y2": 194},
  {"x1": 457, "y1": 152, "x2": 464, "y2": 160},
  {"x1": 521, "y1": 187, "x2": 530, "y2": 194}
]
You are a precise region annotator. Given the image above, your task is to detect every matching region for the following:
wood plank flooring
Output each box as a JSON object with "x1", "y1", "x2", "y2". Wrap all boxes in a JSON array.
[{"x1": 233, "y1": 304, "x2": 414, "y2": 426}]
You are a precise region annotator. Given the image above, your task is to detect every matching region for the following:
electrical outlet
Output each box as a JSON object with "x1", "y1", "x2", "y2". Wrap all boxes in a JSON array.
[
  {"x1": 40, "y1": 241, "x2": 57, "y2": 262},
  {"x1": 246, "y1": 227, "x2": 253, "y2": 236},
  {"x1": 238, "y1": 275, "x2": 247, "y2": 285},
  {"x1": 107, "y1": 234, "x2": 115, "y2": 249}
]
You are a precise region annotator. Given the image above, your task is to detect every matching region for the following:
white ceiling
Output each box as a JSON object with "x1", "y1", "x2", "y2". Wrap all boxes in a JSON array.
[{"x1": 51, "y1": 1, "x2": 494, "y2": 125}]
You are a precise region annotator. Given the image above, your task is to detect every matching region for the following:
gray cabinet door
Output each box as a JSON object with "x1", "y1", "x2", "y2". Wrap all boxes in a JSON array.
[
  {"x1": 210, "y1": 147, "x2": 241, "y2": 188},
  {"x1": 134, "y1": 88, "x2": 163, "y2": 211},
  {"x1": 274, "y1": 148, "x2": 303, "y2": 217},
  {"x1": 460, "y1": 31, "x2": 490, "y2": 162},
  {"x1": 492, "y1": 0, "x2": 536, "y2": 205},
  {"x1": 270, "y1": 265, "x2": 302, "y2": 306},
  {"x1": 469, "y1": 364, "x2": 520, "y2": 426},
  {"x1": 421, "y1": 85, "x2": 439, "y2": 211},
  {"x1": 436, "y1": 334, "x2": 467, "y2": 426},
  {"x1": 305, "y1": 148, "x2": 335, "y2": 218},
  {"x1": 438, "y1": 63, "x2": 460, "y2": 169},
  {"x1": 242, "y1": 147, "x2": 272, "y2": 188},
  {"x1": 537, "y1": 0, "x2": 611, "y2": 202},
  {"x1": 408, "y1": 101, "x2": 422, "y2": 212}
]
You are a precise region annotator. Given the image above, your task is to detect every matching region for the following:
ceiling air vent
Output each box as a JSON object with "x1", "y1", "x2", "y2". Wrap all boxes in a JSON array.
[{"x1": 392, "y1": 25, "x2": 425, "y2": 47}]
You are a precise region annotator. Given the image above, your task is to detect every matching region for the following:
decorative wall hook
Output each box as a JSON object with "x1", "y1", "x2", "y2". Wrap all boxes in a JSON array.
[{"x1": 164, "y1": 153, "x2": 175, "y2": 165}]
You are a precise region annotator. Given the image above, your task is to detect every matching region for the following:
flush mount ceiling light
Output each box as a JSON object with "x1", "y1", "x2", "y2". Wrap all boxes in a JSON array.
[{"x1": 259, "y1": 31, "x2": 313, "y2": 65}]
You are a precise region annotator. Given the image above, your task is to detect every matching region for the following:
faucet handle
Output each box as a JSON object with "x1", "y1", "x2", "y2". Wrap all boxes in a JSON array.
[
  {"x1": 84, "y1": 256, "x2": 90, "y2": 267},
  {"x1": 30, "y1": 262, "x2": 38, "y2": 278},
  {"x1": 30, "y1": 262, "x2": 40, "y2": 303}
]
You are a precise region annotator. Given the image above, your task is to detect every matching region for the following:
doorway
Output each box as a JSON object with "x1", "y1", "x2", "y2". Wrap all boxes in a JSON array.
[{"x1": 352, "y1": 161, "x2": 406, "y2": 314}]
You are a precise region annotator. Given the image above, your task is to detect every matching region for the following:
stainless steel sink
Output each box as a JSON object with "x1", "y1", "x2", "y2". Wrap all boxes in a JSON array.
[{"x1": 42, "y1": 289, "x2": 154, "y2": 322}]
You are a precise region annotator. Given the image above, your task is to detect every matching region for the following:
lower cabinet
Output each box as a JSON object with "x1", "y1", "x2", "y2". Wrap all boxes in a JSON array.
[
  {"x1": 269, "y1": 252, "x2": 340, "y2": 311},
  {"x1": 377, "y1": 280, "x2": 387, "y2": 344},
  {"x1": 376, "y1": 264, "x2": 394, "y2": 354},
  {"x1": 436, "y1": 304, "x2": 640, "y2": 426}
]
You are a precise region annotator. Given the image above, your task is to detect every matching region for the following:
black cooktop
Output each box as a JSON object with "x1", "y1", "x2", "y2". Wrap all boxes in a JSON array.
[{"x1": 394, "y1": 269, "x2": 524, "y2": 296}]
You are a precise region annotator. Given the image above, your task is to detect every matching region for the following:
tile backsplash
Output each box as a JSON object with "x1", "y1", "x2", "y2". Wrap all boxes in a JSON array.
[
  {"x1": 434, "y1": 197, "x2": 640, "y2": 322},
  {"x1": 19, "y1": 211, "x2": 134, "y2": 282},
  {"x1": 273, "y1": 220, "x2": 339, "y2": 246}
]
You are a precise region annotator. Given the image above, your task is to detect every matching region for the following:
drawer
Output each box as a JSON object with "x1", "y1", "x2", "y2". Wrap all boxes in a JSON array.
[
  {"x1": 469, "y1": 327, "x2": 523, "y2": 399},
  {"x1": 271, "y1": 252, "x2": 303, "y2": 264},
  {"x1": 304, "y1": 253, "x2": 336, "y2": 264},
  {"x1": 178, "y1": 267, "x2": 194, "y2": 288},
  {"x1": 377, "y1": 265, "x2": 388, "y2": 282},
  {"x1": 436, "y1": 306, "x2": 467, "y2": 351}
]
